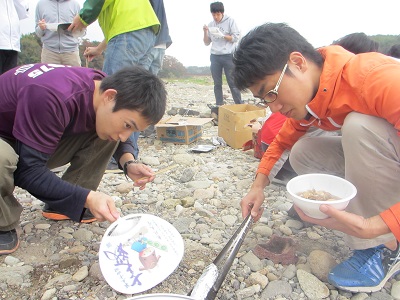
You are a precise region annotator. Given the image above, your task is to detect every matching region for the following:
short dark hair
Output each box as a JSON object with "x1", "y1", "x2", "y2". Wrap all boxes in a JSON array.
[
  {"x1": 233, "y1": 23, "x2": 323, "y2": 91},
  {"x1": 100, "y1": 66, "x2": 167, "y2": 125},
  {"x1": 210, "y1": 2, "x2": 224, "y2": 13},
  {"x1": 387, "y1": 44, "x2": 400, "y2": 59},
  {"x1": 333, "y1": 32, "x2": 379, "y2": 54}
]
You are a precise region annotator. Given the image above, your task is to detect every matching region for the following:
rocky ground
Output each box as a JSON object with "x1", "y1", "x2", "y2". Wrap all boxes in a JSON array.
[{"x1": 1, "y1": 80, "x2": 400, "y2": 300}]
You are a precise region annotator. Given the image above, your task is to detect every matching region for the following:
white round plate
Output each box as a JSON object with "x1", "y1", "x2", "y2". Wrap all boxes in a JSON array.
[
  {"x1": 127, "y1": 294, "x2": 195, "y2": 300},
  {"x1": 99, "y1": 214, "x2": 184, "y2": 294}
]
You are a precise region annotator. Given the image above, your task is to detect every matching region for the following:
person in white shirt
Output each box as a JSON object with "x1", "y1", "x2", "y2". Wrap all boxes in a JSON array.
[{"x1": 0, "y1": 0, "x2": 29, "y2": 74}]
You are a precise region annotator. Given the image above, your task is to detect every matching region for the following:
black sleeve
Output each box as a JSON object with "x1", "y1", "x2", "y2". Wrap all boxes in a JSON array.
[
  {"x1": 13, "y1": 141, "x2": 90, "y2": 222},
  {"x1": 113, "y1": 140, "x2": 138, "y2": 169}
]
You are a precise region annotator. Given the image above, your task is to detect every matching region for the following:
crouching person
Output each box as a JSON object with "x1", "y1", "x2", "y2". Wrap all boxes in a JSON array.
[
  {"x1": 0, "y1": 63, "x2": 167, "y2": 254},
  {"x1": 233, "y1": 23, "x2": 400, "y2": 293}
]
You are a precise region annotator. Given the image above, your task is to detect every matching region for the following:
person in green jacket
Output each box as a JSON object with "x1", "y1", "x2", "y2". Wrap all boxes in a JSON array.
[
  {"x1": 69, "y1": 0, "x2": 159, "y2": 74},
  {"x1": 69, "y1": 0, "x2": 160, "y2": 170}
]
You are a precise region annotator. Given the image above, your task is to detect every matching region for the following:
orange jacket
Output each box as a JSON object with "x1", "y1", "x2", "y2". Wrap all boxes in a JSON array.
[{"x1": 258, "y1": 45, "x2": 400, "y2": 240}]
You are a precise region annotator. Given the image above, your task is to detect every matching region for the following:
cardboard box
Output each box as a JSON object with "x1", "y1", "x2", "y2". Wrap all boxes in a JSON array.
[
  {"x1": 155, "y1": 116, "x2": 214, "y2": 144},
  {"x1": 218, "y1": 104, "x2": 266, "y2": 149}
]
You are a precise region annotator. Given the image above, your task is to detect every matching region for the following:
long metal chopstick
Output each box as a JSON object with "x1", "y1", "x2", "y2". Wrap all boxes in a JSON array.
[{"x1": 189, "y1": 214, "x2": 254, "y2": 299}]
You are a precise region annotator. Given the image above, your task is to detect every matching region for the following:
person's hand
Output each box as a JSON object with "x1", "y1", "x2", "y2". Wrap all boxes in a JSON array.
[
  {"x1": 203, "y1": 24, "x2": 209, "y2": 32},
  {"x1": 126, "y1": 163, "x2": 155, "y2": 190},
  {"x1": 241, "y1": 173, "x2": 270, "y2": 221},
  {"x1": 38, "y1": 19, "x2": 46, "y2": 30},
  {"x1": 294, "y1": 204, "x2": 391, "y2": 239},
  {"x1": 240, "y1": 187, "x2": 265, "y2": 221},
  {"x1": 68, "y1": 14, "x2": 86, "y2": 33},
  {"x1": 85, "y1": 191, "x2": 120, "y2": 223},
  {"x1": 84, "y1": 46, "x2": 102, "y2": 62}
]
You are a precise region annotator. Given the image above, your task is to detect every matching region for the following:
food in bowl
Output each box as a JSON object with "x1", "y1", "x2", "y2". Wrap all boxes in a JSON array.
[
  {"x1": 297, "y1": 189, "x2": 340, "y2": 201},
  {"x1": 286, "y1": 174, "x2": 357, "y2": 219}
]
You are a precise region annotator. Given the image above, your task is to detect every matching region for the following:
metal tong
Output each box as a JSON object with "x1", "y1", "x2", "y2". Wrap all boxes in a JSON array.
[{"x1": 189, "y1": 214, "x2": 254, "y2": 300}]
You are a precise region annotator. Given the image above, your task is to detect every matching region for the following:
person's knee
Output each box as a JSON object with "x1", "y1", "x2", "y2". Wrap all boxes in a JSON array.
[
  {"x1": 342, "y1": 112, "x2": 366, "y2": 138},
  {"x1": 289, "y1": 139, "x2": 307, "y2": 172},
  {"x1": 341, "y1": 112, "x2": 381, "y2": 148},
  {"x1": 289, "y1": 137, "x2": 319, "y2": 174},
  {"x1": 0, "y1": 144, "x2": 18, "y2": 172}
]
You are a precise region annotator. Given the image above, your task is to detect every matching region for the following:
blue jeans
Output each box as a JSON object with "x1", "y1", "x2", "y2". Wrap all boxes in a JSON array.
[
  {"x1": 210, "y1": 53, "x2": 242, "y2": 106},
  {"x1": 103, "y1": 27, "x2": 156, "y2": 75},
  {"x1": 149, "y1": 47, "x2": 166, "y2": 75},
  {"x1": 104, "y1": 28, "x2": 156, "y2": 162}
]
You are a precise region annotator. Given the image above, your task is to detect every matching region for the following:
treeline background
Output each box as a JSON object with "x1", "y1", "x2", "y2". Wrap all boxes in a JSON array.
[{"x1": 18, "y1": 33, "x2": 400, "y2": 78}]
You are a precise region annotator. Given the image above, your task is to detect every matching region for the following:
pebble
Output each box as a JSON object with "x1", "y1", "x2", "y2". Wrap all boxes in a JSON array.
[
  {"x1": 41, "y1": 288, "x2": 56, "y2": 300},
  {"x1": 4, "y1": 255, "x2": 20, "y2": 266},
  {"x1": 297, "y1": 269, "x2": 330, "y2": 299},
  {"x1": 307, "y1": 231, "x2": 322, "y2": 240},
  {"x1": 72, "y1": 266, "x2": 89, "y2": 282},
  {"x1": 0, "y1": 81, "x2": 394, "y2": 299},
  {"x1": 392, "y1": 281, "x2": 400, "y2": 299},
  {"x1": 308, "y1": 250, "x2": 337, "y2": 282}
]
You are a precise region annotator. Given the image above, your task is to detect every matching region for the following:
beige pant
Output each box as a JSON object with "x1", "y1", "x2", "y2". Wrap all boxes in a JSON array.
[
  {"x1": 41, "y1": 47, "x2": 81, "y2": 67},
  {"x1": 289, "y1": 112, "x2": 400, "y2": 249},
  {"x1": 0, "y1": 132, "x2": 117, "y2": 231}
]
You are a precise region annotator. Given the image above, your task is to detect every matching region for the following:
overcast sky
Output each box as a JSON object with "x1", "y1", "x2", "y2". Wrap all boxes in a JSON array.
[{"x1": 20, "y1": 0, "x2": 400, "y2": 67}]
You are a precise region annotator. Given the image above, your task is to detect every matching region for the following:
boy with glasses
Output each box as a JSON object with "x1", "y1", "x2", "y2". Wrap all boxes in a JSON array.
[{"x1": 233, "y1": 22, "x2": 400, "y2": 293}]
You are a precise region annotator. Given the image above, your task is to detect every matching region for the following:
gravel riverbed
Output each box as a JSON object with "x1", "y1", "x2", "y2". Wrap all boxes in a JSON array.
[{"x1": 1, "y1": 80, "x2": 399, "y2": 300}]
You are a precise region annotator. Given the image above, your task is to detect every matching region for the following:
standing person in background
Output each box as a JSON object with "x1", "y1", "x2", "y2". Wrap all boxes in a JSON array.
[
  {"x1": 35, "y1": 0, "x2": 82, "y2": 67},
  {"x1": 140, "y1": 0, "x2": 173, "y2": 138},
  {"x1": 0, "y1": 0, "x2": 29, "y2": 74},
  {"x1": 148, "y1": 0, "x2": 172, "y2": 76},
  {"x1": 70, "y1": 0, "x2": 159, "y2": 75},
  {"x1": 69, "y1": 0, "x2": 160, "y2": 171},
  {"x1": 203, "y1": 2, "x2": 242, "y2": 108}
]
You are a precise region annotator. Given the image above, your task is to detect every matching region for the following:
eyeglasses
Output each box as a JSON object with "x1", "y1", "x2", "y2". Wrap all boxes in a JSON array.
[{"x1": 257, "y1": 63, "x2": 288, "y2": 107}]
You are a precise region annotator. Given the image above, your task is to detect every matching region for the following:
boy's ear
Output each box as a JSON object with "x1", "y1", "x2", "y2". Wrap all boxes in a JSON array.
[
  {"x1": 288, "y1": 52, "x2": 308, "y2": 73},
  {"x1": 102, "y1": 89, "x2": 117, "y2": 102}
]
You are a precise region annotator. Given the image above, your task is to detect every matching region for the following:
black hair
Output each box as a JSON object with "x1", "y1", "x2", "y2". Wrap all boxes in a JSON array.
[
  {"x1": 233, "y1": 23, "x2": 323, "y2": 91},
  {"x1": 210, "y1": 2, "x2": 224, "y2": 13},
  {"x1": 332, "y1": 32, "x2": 379, "y2": 54},
  {"x1": 387, "y1": 44, "x2": 400, "y2": 59},
  {"x1": 100, "y1": 66, "x2": 167, "y2": 125}
]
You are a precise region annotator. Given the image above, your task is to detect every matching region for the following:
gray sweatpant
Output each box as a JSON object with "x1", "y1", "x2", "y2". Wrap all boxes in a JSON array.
[
  {"x1": 289, "y1": 112, "x2": 400, "y2": 250},
  {"x1": 0, "y1": 132, "x2": 117, "y2": 231}
]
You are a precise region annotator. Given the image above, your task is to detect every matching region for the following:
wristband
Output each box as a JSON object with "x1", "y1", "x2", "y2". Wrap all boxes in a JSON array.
[{"x1": 123, "y1": 160, "x2": 138, "y2": 180}]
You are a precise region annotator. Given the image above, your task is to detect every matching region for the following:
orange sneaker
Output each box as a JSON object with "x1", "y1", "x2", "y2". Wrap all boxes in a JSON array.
[
  {"x1": 0, "y1": 229, "x2": 19, "y2": 255},
  {"x1": 42, "y1": 205, "x2": 96, "y2": 223}
]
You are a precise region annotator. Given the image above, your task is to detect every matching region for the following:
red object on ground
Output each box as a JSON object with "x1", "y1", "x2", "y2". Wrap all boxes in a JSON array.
[
  {"x1": 242, "y1": 113, "x2": 286, "y2": 159},
  {"x1": 251, "y1": 113, "x2": 287, "y2": 159},
  {"x1": 260, "y1": 113, "x2": 287, "y2": 145},
  {"x1": 253, "y1": 234, "x2": 298, "y2": 265}
]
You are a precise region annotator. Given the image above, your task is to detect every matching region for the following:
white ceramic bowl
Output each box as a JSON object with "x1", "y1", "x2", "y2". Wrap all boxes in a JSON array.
[{"x1": 286, "y1": 173, "x2": 357, "y2": 219}]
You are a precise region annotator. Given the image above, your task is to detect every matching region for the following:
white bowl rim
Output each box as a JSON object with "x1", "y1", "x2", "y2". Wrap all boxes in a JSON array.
[{"x1": 286, "y1": 173, "x2": 357, "y2": 205}]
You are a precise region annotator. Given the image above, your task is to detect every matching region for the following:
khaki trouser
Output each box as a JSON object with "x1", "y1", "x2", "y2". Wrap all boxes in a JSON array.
[
  {"x1": 0, "y1": 131, "x2": 117, "y2": 231},
  {"x1": 41, "y1": 47, "x2": 81, "y2": 67},
  {"x1": 289, "y1": 112, "x2": 400, "y2": 249}
]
